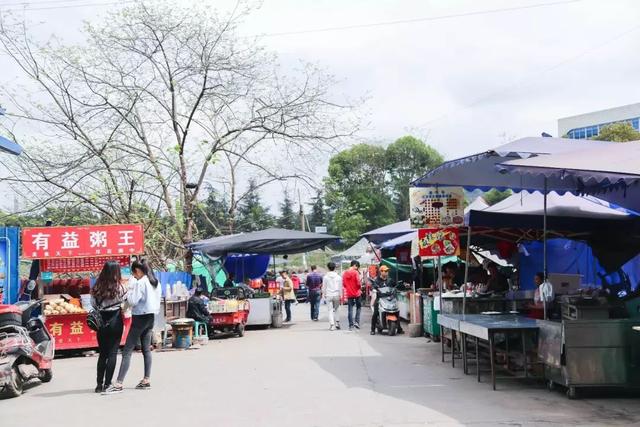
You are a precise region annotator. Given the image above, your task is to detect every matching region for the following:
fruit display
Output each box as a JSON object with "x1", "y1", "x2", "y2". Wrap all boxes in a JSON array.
[{"x1": 44, "y1": 299, "x2": 87, "y2": 316}]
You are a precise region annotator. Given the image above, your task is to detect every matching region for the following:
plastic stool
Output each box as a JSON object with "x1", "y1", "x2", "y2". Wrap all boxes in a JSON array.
[{"x1": 193, "y1": 321, "x2": 208, "y2": 338}]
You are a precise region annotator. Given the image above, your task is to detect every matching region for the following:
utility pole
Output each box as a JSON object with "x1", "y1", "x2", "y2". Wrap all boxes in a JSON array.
[{"x1": 298, "y1": 190, "x2": 308, "y2": 269}]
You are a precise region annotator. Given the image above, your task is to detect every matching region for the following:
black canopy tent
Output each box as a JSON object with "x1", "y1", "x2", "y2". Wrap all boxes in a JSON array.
[{"x1": 189, "y1": 228, "x2": 339, "y2": 257}]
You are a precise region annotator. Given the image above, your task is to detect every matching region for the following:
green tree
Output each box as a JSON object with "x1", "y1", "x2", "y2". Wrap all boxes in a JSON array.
[
  {"x1": 277, "y1": 193, "x2": 297, "y2": 230},
  {"x1": 194, "y1": 187, "x2": 233, "y2": 238},
  {"x1": 236, "y1": 179, "x2": 274, "y2": 232},
  {"x1": 483, "y1": 189, "x2": 512, "y2": 206},
  {"x1": 386, "y1": 136, "x2": 444, "y2": 218},
  {"x1": 307, "y1": 190, "x2": 327, "y2": 231},
  {"x1": 593, "y1": 122, "x2": 640, "y2": 142},
  {"x1": 324, "y1": 144, "x2": 396, "y2": 244}
]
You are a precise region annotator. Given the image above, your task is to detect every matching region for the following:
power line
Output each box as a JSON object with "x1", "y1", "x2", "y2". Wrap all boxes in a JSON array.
[
  {"x1": 0, "y1": 0, "x2": 135, "y2": 12},
  {"x1": 260, "y1": 0, "x2": 584, "y2": 38},
  {"x1": 0, "y1": 0, "x2": 89, "y2": 8}
]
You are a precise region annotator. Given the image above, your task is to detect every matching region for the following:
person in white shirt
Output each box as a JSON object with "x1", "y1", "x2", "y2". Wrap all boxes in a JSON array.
[
  {"x1": 104, "y1": 260, "x2": 161, "y2": 395},
  {"x1": 322, "y1": 262, "x2": 343, "y2": 331}
]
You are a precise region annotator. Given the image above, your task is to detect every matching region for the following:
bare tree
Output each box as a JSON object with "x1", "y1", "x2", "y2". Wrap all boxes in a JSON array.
[{"x1": 0, "y1": 1, "x2": 357, "y2": 268}]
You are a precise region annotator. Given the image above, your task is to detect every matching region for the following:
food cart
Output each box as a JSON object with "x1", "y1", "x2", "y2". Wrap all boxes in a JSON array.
[
  {"x1": 21, "y1": 224, "x2": 144, "y2": 352},
  {"x1": 208, "y1": 295, "x2": 250, "y2": 337},
  {"x1": 246, "y1": 292, "x2": 283, "y2": 328}
]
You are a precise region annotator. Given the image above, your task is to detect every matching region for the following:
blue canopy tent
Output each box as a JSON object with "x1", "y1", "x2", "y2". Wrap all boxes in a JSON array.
[
  {"x1": 498, "y1": 140, "x2": 640, "y2": 213},
  {"x1": 411, "y1": 137, "x2": 628, "y2": 316},
  {"x1": 361, "y1": 220, "x2": 412, "y2": 245}
]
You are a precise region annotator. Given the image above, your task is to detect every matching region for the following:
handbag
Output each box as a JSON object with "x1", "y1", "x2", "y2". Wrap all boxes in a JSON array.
[{"x1": 87, "y1": 300, "x2": 122, "y2": 331}]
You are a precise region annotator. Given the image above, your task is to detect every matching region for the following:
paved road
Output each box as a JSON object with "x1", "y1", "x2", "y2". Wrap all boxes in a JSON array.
[{"x1": 2, "y1": 304, "x2": 640, "y2": 426}]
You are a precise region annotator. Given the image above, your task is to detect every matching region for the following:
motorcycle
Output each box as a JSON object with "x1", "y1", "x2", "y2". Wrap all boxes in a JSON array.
[
  {"x1": 372, "y1": 282, "x2": 402, "y2": 336},
  {"x1": 0, "y1": 299, "x2": 54, "y2": 398}
]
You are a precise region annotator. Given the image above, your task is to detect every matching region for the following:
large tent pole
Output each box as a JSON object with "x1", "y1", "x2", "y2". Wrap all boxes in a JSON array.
[
  {"x1": 438, "y1": 256, "x2": 444, "y2": 314},
  {"x1": 543, "y1": 177, "x2": 548, "y2": 321},
  {"x1": 462, "y1": 226, "x2": 471, "y2": 315}
]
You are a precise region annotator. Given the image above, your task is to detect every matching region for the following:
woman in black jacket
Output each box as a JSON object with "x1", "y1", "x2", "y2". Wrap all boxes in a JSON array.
[{"x1": 90, "y1": 261, "x2": 126, "y2": 393}]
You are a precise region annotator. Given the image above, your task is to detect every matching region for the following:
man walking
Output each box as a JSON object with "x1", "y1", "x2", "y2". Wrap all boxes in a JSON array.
[
  {"x1": 342, "y1": 260, "x2": 362, "y2": 330},
  {"x1": 306, "y1": 265, "x2": 323, "y2": 321},
  {"x1": 322, "y1": 262, "x2": 342, "y2": 330}
]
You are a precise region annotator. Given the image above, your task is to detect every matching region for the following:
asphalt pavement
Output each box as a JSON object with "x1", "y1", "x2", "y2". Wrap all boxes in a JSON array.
[{"x1": 2, "y1": 303, "x2": 640, "y2": 427}]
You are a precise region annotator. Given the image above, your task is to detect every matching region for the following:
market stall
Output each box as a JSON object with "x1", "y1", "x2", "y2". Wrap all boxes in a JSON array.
[
  {"x1": 21, "y1": 224, "x2": 144, "y2": 352},
  {"x1": 190, "y1": 228, "x2": 339, "y2": 328},
  {"x1": 409, "y1": 136, "x2": 640, "y2": 397}
]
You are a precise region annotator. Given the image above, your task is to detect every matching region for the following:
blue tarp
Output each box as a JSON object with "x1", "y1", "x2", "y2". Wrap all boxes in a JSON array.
[
  {"x1": 223, "y1": 253, "x2": 271, "y2": 283},
  {"x1": 156, "y1": 271, "x2": 192, "y2": 296},
  {"x1": 518, "y1": 238, "x2": 640, "y2": 292}
]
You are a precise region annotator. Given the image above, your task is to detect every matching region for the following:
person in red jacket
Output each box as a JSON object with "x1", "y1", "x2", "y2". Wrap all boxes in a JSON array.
[{"x1": 342, "y1": 260, "x2": 362, "y2": 330}]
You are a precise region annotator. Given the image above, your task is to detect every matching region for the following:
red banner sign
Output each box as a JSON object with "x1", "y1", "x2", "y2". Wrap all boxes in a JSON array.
[
  {"x1": 41, "y1": 256, "x2": 131, "y2": 273},
  {"x1": 45, "y1": 313, "x2": 131, "y2": 351},
  {"x1": 417, "y1": 228, "x2": 461, "y2": 257},
  {"x1": 22, "y1": 224, "x2": 144, "y2": 259}
]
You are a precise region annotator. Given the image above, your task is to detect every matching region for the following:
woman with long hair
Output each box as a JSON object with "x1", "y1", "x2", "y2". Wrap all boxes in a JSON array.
[
  {"x1": 104, "y1": 259, "x2": 161, "y2": 394},
  {"x1": 91, "y1": 261, "x2": 126, "y2": 393}
]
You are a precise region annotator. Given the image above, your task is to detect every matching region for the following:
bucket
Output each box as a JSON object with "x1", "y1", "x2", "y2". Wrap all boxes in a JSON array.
[
  {"x1": 170, "y1": 318, "x2": 194, "y2": 349},
  {"x1": 172, "y1": 325, "x2": 192, "y2": 348}
]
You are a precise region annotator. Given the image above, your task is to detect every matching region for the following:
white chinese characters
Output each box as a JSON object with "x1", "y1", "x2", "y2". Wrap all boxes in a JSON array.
[
  {"x1": 61, "y1": 232, "x2": 79, "y2": 249},
  {"x1": 89, "y1": 231, "x2": 108, "y2": 248},
  {"x1": 118, "y1": 230, "x2": 134, "y2": 246},
  {"x1": 32, "y1": 233, "x2": 50, "y2": 251}
]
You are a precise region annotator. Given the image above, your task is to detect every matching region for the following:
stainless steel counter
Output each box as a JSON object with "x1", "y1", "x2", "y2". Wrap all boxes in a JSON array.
[{"x1": 538, "y1": 318, "x2": 640, "y2": 398}]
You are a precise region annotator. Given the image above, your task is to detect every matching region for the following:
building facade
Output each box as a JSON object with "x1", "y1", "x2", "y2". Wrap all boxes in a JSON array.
[{"x1": 558, "y1": 103, "x2": 640, "y2": 139}]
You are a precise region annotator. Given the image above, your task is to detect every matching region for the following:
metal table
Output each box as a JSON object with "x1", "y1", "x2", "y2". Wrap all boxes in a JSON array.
[
  {"x1": 437, "y1": 314, "x2": 465, "y2": 367},
  {"x1": 460, "y1": 315, "x2": 539, "y2": 390}
]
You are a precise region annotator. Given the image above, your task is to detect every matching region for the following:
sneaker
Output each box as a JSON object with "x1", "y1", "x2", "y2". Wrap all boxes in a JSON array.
[
  {"x1": 329, "y1": 325, "x2": 336, "y2": 331},
  {"x1": 370, "y1": 331, "x2": 376, "y2": 335},
  {"x1": 102, "y1": 384, "x2": 123, "y2": 395},
  {"x1": 136, "y1": 381, "x2": 151, "y2": 390},
  {"x1": 94, "y1": 385, "x2": 104, "y2": 394},
  {"x1": 335, "y1": 323, "x2": 341, "y2": 330},
  {"x1": 354, "y1": 323, "x2": 360, "y2": 330}
]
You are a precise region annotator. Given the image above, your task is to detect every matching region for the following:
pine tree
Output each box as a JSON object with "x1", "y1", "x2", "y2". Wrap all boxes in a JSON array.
[
  {"x1": 307, "y1": 190, "x2": 327, "y2": 231},
  {"x1": 236, "y1": 179, "x2": 274, "y2": 232},
  {"x1": 277, "y1": 192, "x2": 297, "y2": 230}
]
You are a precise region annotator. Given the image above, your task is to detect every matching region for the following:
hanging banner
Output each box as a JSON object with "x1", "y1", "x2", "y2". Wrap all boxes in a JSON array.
[
  {"x1": 22, "y1": 224, "x2": 144, "y2": 259},
  {"x1": 41, "y1": 256, "x2": 131, "y2": 273},
  {"x1": 409, "y1": 187, "x2": 465, "y2": 229},
  {"x1": 418, "y1": 228, "x2": 461, "y2": 257}
]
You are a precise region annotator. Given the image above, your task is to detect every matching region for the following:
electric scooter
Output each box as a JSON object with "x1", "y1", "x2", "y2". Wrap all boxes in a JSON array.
[
  {"x1": 373, "y1": 283, "x2": 401, "y2": 336},
  {"x1": 0, "y1": 299, "x2": 54, "y2": 398}
]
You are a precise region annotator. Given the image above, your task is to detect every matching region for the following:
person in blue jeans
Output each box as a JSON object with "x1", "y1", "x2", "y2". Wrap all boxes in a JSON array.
[
  {"x1": 305, "y1": 265, "x2": 323, "y2": 321},
  {"x1": 342, "y1": 260, "x2": 362, "y2": 330}
]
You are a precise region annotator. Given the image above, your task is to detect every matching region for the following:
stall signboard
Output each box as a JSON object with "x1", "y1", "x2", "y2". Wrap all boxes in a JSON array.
[
  {"x1": 45, "y1": 313, "x2": 131, "y2": 351},
  {"x1": 417, "y1": 228, "x2": 461, "y2": 257},
  {"x1": 41, "y1": 255, "x2": 131, "y2": 273},
  {"x1": 409, "y1": 187, "x2": 465, "y2": 229},
  {"x1": 22, "y1": 224, "x2": 144, "y2": 259}
]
